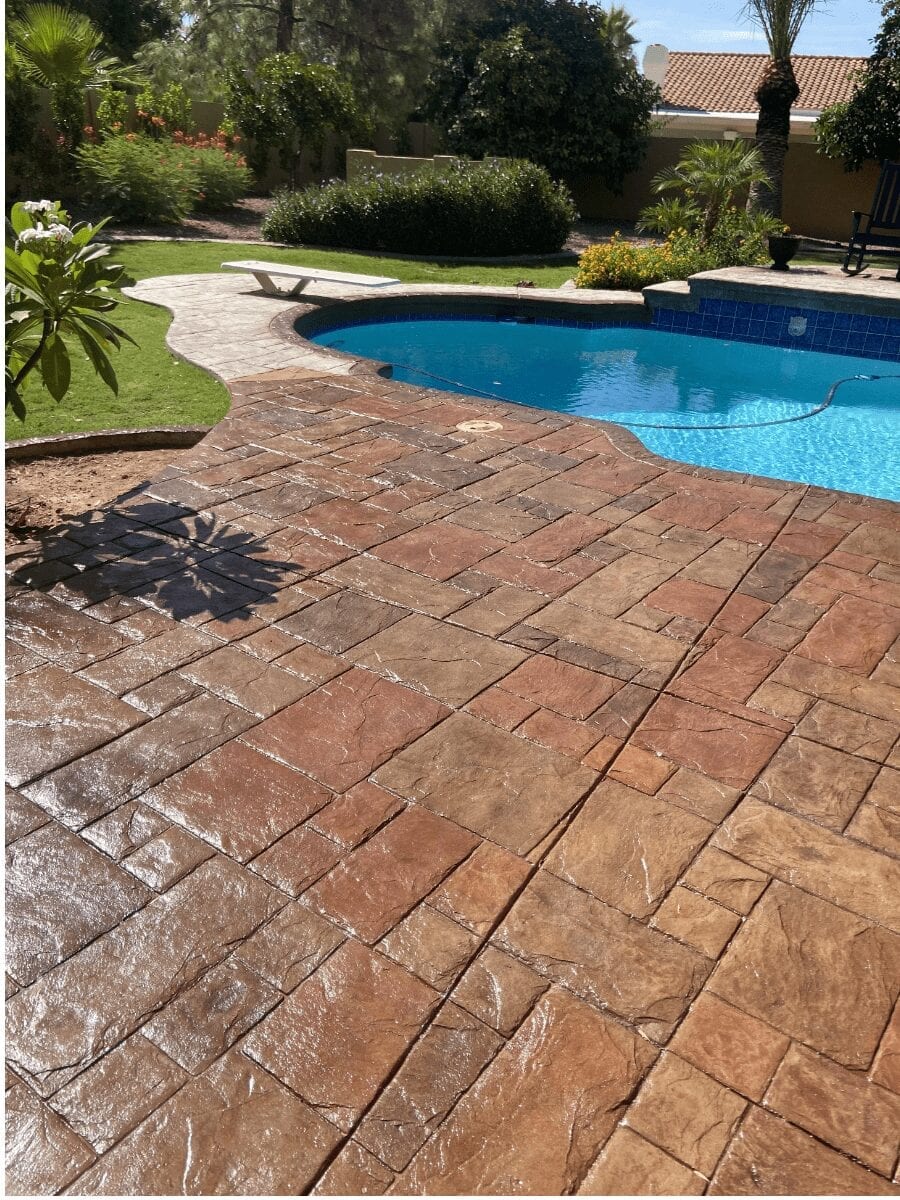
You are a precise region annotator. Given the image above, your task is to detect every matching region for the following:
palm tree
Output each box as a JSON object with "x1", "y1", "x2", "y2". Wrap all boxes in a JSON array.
[
  {"x1": 8, "y1": 4, "x2": 142, "y2": 148},
  {"x1": 597, "y1": 5, "x2": 639, "y2": 58},
  {"x1": 743, "y1": 0, "x2": 824, "y2": 216},
  {"x1": 646, "y1": 139, "x2": 770, "y2": 242}
]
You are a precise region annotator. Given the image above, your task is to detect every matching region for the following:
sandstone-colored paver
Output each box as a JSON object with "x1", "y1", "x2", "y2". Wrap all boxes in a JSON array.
[
  {"x1": 577, "y1": 1126, "x2": 706, "y2": 1195},
  {"x1": 546, "y1": 778, "x2": 713, "y2": 918},
  {"x1": 625, "y1": 1051, "x2": 747, "y2": 1176},
  {"x1": 243, "y1": 939, "x2": 439, "y2": 1131},
  {"x1": 765, "y1": 1042, "x2": 900, "y2": 1175},
  {"x1": 70, "y1": 1051, "x2": 341, "y2": 1195},
  {"x1": 669, "y1": 991, "x2": 789, "y2": 1100},
  {"x1": 396, "y1": 988, "x2": 656, "y2": 1194},
  {"x1": 5, "y1": 275, "x2": 900, "y2": 1193},
  {"x1": 374, "y1": 711, "x2": 597, "y2": 854},
  {"x1": 709, "y1": 1106, "x2": 899, "y2": 1195},
  {"x1": 710, "y1": 882, "x2": 900, "y2": 1067}
]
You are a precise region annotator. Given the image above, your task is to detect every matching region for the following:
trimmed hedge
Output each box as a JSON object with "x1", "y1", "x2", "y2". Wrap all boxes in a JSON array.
[{"x1": 261, "y1": 159, "x2": 577, "y2": 255}]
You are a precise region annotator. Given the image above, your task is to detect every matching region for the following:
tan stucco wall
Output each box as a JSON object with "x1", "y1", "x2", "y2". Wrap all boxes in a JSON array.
[{"x1": 570, "y1": 136, "x2": 883, "y2": 241}]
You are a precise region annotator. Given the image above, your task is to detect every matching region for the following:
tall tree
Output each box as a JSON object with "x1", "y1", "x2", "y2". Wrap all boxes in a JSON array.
[
  {"x1": 65, "y1": 1, "x2": 175, "y2": 61},
  {"x1": 743, "y1": 0, "x2": 825, "y2": 216},
  {"x1": 138, "y1": 0, "x2": 464, "y2": 127},
  {"x1": 424, "y1": 0, "x2": 658, "y2": 184},
  {"x1": 816, "y1": 0, "x2": 900, "y2": 170}
]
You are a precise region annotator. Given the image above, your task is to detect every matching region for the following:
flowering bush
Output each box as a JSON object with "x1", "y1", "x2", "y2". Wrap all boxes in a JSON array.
[
  {"x1": 134, "y1": 81, "x2": 194, "y2": 137},
  {"x1": 76, "y1": 134, "x2": 249, "y2": 221},
  {"x1": 169, "y1": 144, "x2": 251, "y2": 211},
  {"x1": 5, "y1": 201, "x2": 134, "y2": 414},
  {"x1": 575, "y1": 233, "x2": 702, "y2": 290},
  {"x1": 96, "y1": 85, "x2": 129, "y2": 138},
  {"x1": 576, "y1": 209, "x2": 777, "y2": 291},
  {"x1": 77, "y1": 135, "x2": 197, "y2": 222}
]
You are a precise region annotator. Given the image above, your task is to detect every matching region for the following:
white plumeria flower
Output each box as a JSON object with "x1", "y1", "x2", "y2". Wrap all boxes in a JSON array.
[
  {"x1": 45, "y1": 223, "x2": 73, "y2": 242},
  {"x1": 21, "y1": 199, "x2": 57, "y2": 214}
]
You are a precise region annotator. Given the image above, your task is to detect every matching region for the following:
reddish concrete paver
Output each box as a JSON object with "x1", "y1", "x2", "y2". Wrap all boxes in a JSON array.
[{"x1": 5, "y1": 360, "x2": 900, "y2": 1194}]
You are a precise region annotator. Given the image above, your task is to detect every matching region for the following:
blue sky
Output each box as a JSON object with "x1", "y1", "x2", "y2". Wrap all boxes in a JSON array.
[{"x1": 616, "y1": 0, "x2": 882, "y2": 61}]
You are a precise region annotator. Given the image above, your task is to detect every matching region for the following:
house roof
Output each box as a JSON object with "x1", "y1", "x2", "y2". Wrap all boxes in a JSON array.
[{"x1": 659, "y1": 52, "x2": 865, "y2": 114}]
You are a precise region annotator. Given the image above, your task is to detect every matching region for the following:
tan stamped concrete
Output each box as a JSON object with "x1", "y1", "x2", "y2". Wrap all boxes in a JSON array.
[{"x1": 5, "y1": 272, "x2": 900, "y2": 1195}]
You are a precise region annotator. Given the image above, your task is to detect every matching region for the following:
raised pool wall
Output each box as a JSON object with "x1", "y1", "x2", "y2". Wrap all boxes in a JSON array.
[{"x1": 286, "y1": 269, "x2": 900, "y2": 369}]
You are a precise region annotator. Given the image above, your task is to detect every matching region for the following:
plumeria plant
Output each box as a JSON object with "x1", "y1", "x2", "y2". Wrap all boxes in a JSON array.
[{"x1": 5, "y1": 199, "x2": 135, "y2": 417}]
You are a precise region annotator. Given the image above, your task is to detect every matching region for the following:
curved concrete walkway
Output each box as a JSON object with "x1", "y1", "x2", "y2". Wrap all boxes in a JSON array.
[{"x1": 6, "y1": 273, "x2": 900, "y2": 1195}]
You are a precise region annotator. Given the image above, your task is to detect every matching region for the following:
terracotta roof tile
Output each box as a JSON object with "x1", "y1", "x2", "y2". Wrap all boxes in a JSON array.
[{"x1": 660, "y1": 52, "x2": 865, "y2": 114}]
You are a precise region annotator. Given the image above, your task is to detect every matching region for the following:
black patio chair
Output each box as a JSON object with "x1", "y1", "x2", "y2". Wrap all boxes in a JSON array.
[{"x1": 843, "y1": 160, "x2": 900, "y2": 279}]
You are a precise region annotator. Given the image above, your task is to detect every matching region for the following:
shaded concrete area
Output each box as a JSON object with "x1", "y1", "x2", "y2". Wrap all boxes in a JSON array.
[{"x1": 5, "y1": 294, "x2": 900, "y2": 1194}]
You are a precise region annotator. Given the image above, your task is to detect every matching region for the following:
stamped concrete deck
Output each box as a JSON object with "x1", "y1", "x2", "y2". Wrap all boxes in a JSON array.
[{"x1": 6, "y1": 273, "x2": 900, "y2": 1195}]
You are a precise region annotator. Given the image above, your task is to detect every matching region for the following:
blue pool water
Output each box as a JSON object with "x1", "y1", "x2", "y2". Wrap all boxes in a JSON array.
[{"x1": 309, "y1": 316, "x2": 900, "y2": 500}]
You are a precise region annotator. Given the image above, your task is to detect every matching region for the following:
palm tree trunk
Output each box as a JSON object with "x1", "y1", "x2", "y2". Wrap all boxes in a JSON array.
[{"x1": 748, "y1": 57, "x2": 799, "y2": 217}]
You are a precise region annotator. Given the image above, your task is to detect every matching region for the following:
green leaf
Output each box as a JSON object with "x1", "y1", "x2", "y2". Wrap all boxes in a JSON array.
[
  {"x1": 9, "y1": 204, "x2": 33, "y2": 236},
  {"x1": 39, "y1": 332, "x2": 71, "y2": 401},
  {"x1": 74, "y1": 325, "x2": 119, "y2": 393}
]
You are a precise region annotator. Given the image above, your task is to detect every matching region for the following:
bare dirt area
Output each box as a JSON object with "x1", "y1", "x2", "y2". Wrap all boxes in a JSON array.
[
  {"x1": 5, "y1": 448, "x2": 185, "y2": 544},
  {"x1": 96, "y1": 197, "x2": 274, "y2": 242},
  {"x1": 92, "y1": 200, "x2": 644, "y2": 253}
]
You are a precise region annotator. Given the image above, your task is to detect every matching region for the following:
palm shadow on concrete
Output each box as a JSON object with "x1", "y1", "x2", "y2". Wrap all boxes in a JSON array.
[{"x1": 7, "y1": 490, "x2": 303, "y2": 626}]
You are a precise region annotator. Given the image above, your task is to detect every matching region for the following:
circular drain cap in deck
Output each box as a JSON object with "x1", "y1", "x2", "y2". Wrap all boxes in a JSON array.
[{"x1": 456, "y1": 419, "x2": 503, "y2": 433}]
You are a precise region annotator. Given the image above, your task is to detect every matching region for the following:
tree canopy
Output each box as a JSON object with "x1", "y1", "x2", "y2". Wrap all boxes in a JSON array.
[
  {"x1": 135, "y1": 0, "x2": 469, "y2": 128},
  {"x1": 224, "y1": 52, "x2": 362, "y2": 182},
  {"x1": 816, "y1": 0, "x2": 900, "y2": 170},
  {"x1": 422, "y1": 0, "x2": 658, "y2": 185},
  {"x1": 64, "y1": 1, "x2": 175, "y2": 61}
]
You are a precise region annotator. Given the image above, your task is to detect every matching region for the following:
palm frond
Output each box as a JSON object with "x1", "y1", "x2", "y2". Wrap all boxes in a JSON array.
[{"x1": 741, "y1": 0, "x2": 827, "y2": 58}]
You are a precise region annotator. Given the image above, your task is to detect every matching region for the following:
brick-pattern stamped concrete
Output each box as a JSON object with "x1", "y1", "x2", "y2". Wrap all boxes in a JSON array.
[{"x1": 5, "y1": 276, "x2": 900, "y2": 1195}]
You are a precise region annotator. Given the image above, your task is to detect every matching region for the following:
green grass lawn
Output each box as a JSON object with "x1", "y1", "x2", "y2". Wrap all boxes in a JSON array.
[
  {"x1": 7, "y1": 237, "x2": 889, "y2": 441},
  {"x1": 7, "y1": 240, "x2": 575, "y2": 441}
]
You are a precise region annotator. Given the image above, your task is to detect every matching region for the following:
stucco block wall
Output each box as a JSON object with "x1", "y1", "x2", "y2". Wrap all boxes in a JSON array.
[{"x1": 570, "y1": 136, "x2": 882, "y2": 241}]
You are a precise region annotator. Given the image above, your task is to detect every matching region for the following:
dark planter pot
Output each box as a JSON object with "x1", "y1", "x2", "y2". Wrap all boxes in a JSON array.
[{"x1": 768, "y1": 235, "x2": 801, "y2": 271}]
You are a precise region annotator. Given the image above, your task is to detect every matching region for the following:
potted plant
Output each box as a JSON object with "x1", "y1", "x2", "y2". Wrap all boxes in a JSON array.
[{"x1": 768, "y1": 225, "x2": 801, "y2": 271}]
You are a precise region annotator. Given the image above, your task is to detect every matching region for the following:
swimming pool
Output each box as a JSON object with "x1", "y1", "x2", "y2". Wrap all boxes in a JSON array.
[{"x1": 308, "y1": 314, "x2": 900, "y2": 501}]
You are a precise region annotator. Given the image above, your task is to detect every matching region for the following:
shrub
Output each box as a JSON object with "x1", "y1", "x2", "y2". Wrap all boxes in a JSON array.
[
  {"x1": 169, "y1": 143, "x2": 251, "y2": 211},
  {"x1": 575, "y1": 233, "x2": 703, "y2": 290},
  {"x1": 77, "y1": 134, "x2": 251, "y2": 222},
  {"x1": 575, "y1": 209, "x2": 777, "y2": 291},
  {"x1": 77, "y1": 135, "x2": 197, "y2": 223},
  {"x1": 5, "y1": 200, "x2": 134, "y2": 415},
  {"x1": 262, "y1": 159, "x2": 577, "y2": 255},
  {"x1": 95, "y1": 84, "x2": 129, "y2": 138}
]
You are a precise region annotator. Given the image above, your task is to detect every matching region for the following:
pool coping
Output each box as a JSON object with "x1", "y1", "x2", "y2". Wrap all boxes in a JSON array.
[
  {"x1": 269, "y1": 286, "x2": 899, "y2": 514},
  {"x1": 124, "y1": 270, "x2": 898, "y2": 511}
]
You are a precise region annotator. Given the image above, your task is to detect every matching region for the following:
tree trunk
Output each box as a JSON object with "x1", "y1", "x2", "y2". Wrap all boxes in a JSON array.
[
  {"x1": 275, "y1": 0, "x2": 295, "y2": 52},
  {"x1": 748, "y1": 57, "x2": 800, "y2": 218}
]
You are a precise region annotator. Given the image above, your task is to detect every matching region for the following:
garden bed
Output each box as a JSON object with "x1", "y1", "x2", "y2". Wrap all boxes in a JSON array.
[{"x1": 5, "y1": 448, "x2": 185, "y2": 542}]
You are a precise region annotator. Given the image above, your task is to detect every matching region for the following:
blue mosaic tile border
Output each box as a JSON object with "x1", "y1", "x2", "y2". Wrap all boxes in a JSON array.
[
  {"x1": 307, "y1": 310, "x2": 638, "y2": 335},
  {"x1": 651, "y1": 297, "x2": 900, "y2": 362},
  {"x1": 304, "y1": 299, "x2": 900, "y2": 362}
]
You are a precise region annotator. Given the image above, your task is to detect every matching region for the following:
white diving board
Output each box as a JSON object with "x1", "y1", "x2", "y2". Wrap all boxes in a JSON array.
[{"x1": 221, "y1": 259, "x2": 400, "y2": 296}]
